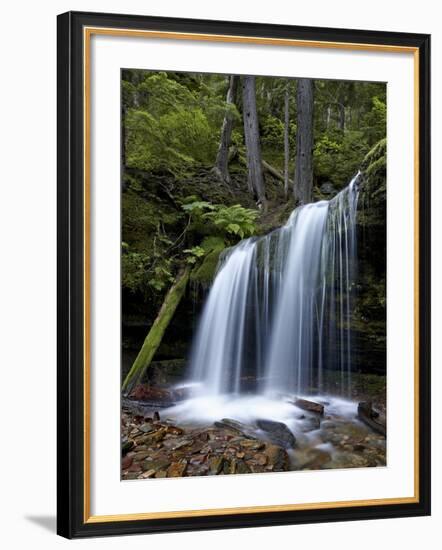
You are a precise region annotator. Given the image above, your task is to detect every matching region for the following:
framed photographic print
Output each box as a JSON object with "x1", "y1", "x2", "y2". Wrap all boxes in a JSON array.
[{"x1": 57, "y1": 11, "x2": 431, "y2": 538}]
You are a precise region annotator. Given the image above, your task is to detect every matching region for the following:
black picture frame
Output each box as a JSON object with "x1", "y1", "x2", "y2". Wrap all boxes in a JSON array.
[{"x1": 57, "y1": 10, "x2": 431, "y2": 539}]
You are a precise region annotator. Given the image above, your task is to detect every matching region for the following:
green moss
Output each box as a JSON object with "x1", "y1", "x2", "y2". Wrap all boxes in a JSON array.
[
  {"x1": 190, "y1": 236, "x2": 226, "y2": 284},
  {"x1": 361, "y1": 138, "x2": 386, "y2": 171}
]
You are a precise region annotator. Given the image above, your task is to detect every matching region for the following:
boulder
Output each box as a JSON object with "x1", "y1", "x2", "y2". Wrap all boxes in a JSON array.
[
  {"x1": 264, "y1": 444, "x2": 290, "y2": 471},
  {"x1": 294, "y1": 398, "x2": 324, "y2": 415},
  {"x1": 256, "y1": 419, "x2": 296, "y2": 448},
  {"x1": 357, "y1": 401, "x2": 386, "y2": 436},
  {"x1": 214, "y1": 418, "x2": 258, "y2": 439}
]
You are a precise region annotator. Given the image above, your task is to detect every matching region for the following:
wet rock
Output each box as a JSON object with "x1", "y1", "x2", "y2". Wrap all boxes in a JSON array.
[
  {"x1": 132, "y1": 451, "x2": 150, "y2": 462},
  {"x1": 236, "y1": 459, "x2": 251, "y2": 474},
  {"x1": 205, "y1": 440, "x2": 225, "y2": 452},
  {"x1": 128, "y1": 462, "x2": 142, "y2": 473},
  {"x1": 128, "y1": 385, "x2": 180, "y2": 406},
  {"x1": 294, "y1": 398, "x2": 324, "y2": 415},
  {"x1": 162, "y1": 437, "x2": 193, "y2": 451},
  {"x1": 124, "y1": 472, "x2": 139, "y2": 480},
  {"x1": 256, "y1": 419, "x2": 296, "y2": 448},
  {"x1": 247, "y1": 462, "x2": 266, "y2": 473},
  {"x1": 255, "y1": 453, "x2": 268, "y2": 466},
  {"x1": 189, "y1": 455, "x2": 206, "y2": 465},
  {"x1": 298, "y1": 448, "x2": 332, "y2": 470},
  {"x1": 264, "y1": 444, "x2": 289, "y2": 471},
  {"x1": 140, "y1": 429, "x2": 166, "y2": 446},
  {"x1": 320, "y1": 181, "x2": 336, "y2": 195},
  {"x1": 300, "y1": 417, "x2": 321, "y2": 432},
  {"x1": 167, "y1": 461, "x2": 187, "y2": 477},
  {"x1": 142, "y1": 458, "x2": 171, "y2": 472},
  {"x1": 239, "y1": 439, "x2": 265, "y2": 451},
  {"x1": 326, "y1": 452, "x2": 373, "y2": 469},
  {"x1": 139, "y1": 469, "x2": 156, "y2": 479},
  {"x1": 321, "y1": 421, "x2": 369, "y2": 446},
  {"x1": 215, "y1": 419, "x2": 258, "y2": 439},
  {"x1": 190, "y1": 441, "x2": 206, "y2": 454},
  {"x1": 166, "y1": 425, "x2": 184, "y2": 436},
  {"x1": 122, "y1": 440, "x2": 134, "y2": 455},
  {"x1": 139, "y1": 423, "x2": 156, "y2": 434},
  {"x1": 187, "y1": 463, "x2": 209, "y2": 476},
  {"x1": 153, "y1": 411, "x2": 161, "y2": 422},
  {"x1": 357, "y1": 402, "x2": 386, "y2": 436},
  {"x1": 122, "y1": 455, "x2": 133, "y2": 469},
  {"x1": 223, "y1": 459, "x2": 232, "y2": 474},
  {"x1": 209, "y1": 456, "x2": 224, "y2": 475},
  {"x1": 321, "y1": 420, "x2": 337, "y2": 430}
]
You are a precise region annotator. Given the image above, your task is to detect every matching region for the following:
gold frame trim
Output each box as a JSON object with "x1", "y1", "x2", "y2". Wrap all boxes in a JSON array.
[{"x1": 83, "y1": 27, "x2": 420, "y2": 524}]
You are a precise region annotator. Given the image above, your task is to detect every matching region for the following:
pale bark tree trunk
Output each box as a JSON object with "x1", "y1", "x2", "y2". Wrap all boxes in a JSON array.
[
  {"x1": 122, "y1": 265, "x2": 191, "y2": 395},
  {"x1": 326, "y1": 105, "x2": 332, "y2": 129},
  {"x1": 214, "y1": 75, "x2": 239, "y2": 184},
  {"x1": 294, "y1": 78, "x2": 314, "y2": 205},
  {"x1": 242, "y1": 76, "x2": 267, "y2": 211},
  {"x1": 284, "y1": 83, "x2": 290, "y2": 199},
  {"x1": 338, "y1": 103, "x2": 346, "y2": 131}
]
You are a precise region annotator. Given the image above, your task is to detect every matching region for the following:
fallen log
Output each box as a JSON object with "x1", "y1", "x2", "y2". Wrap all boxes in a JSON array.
[
  {"x1": 238, "y1": 155, "x2": 293, "y2": 186},
  {"x1": 262, "y1": 160, "x2": 293, "y2": 186},
  {"x1": 357, "y1": 401, "x2": 386, "y2": 436},
  {"x1": 294, "y1": 398, "x2": 324, "y2": 416},
  {"x1": 122, "y1": 265, "x2": 191, "y2": 395}
]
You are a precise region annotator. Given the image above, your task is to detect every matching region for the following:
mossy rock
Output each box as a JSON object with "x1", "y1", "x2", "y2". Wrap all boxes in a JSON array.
[{"x1": 190, "y1": 236, "x2": 226, "y2": 285}]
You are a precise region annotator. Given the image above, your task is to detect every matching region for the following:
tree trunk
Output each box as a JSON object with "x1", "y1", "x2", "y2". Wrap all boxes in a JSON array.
[
  {"x1": 284, "y1": 83, "x2": 290, "y2": 199},
  {"x1": 338, "y1": 102, "x2": 345, "y2": 131},
  {"x1": 262, "y1": 160, "x2": 292, "y2": 186},
  {"x1": 214, "y1": 75, "x2": 239, "y2": 184},
  {"x1": 242, "y1": 76, "x2": 267, "y2": 211},
  {"x1": 294, "y1": 78, "x2": 314, "y2": 205},
  {"x1": 122, "y1": 265, "x2": 191, "y2": 395}
]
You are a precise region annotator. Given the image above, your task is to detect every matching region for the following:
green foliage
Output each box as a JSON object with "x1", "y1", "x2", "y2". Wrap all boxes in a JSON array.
[
  {"x1": 361, "y1": 97, "x2": 387, "y2": 145},
  {"x1": 204, "y1": 204, "x2": 258, "y2": 239},
  {"x1": 122, "y1": 247, "x2": 175, "y2": 294},
  {"x1": 314, "y1": 130, "x2": 368, "y2": 188},
  {"x1": 181, "y1": 201, "x2": 215, "y2": 214},
  {"x1": 183, "y1": 246, "x2": 206, "y2": 264},
  {"x1": 124, "y1": 72, "x2": 226, "y2": 176},
  {"x1": 182, "y1": 200, "x2": 258, "y2": 240},
  {"x1": 261, "y1": 115, "x2": 284, "y2": 149}
]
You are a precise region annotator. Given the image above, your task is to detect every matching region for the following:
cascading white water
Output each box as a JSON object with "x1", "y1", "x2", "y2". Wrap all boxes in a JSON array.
[{"x1": 188, "y1": 174, "x2": 360, "y2": 398}]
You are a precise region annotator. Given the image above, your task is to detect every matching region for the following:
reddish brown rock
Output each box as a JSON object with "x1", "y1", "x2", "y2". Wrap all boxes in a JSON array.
[
  {"x1": 294, "y1": 398, "x2": 324, "y2": 415},
  {"x1": 122, "y1": 455, "x2": 133, "y2": 469}
]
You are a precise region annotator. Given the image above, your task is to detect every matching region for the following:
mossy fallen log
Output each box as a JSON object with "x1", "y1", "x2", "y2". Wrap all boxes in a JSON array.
[{"x1": 122, "y1": 265, "x2": 191, "y2": 395}]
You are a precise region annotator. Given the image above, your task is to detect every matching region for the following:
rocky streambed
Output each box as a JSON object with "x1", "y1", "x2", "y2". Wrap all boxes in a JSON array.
[{"x1": 121, "y1": 394, "x2": 386, "y2": 480}]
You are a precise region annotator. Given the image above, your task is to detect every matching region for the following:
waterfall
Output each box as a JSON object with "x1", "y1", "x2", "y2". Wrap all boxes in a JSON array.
[{"x1": 188, "y1": 174, "x2": 360, "y2": 398}]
